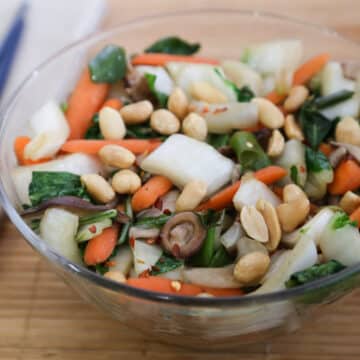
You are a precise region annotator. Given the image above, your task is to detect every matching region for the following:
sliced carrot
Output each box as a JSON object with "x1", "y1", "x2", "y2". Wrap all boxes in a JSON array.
[
  {"x1": 328, "y1": 160, "x2": 360, "y2": 195},
  {"x1": 350, "y1": 206, "x2": 360, "y2": 228},
  {"x1": 66, "y1": 68, "x2": 109, "y2": 139},
  {"x1": 131, "y1": 175, "x2": 173, "y2": 212},
  {"x1": 84, "y1": 226, "x2": 118, "y2": 266},
  {"x1": 197, "y1": 165, "x2": 287, "y2": 211},
  {"x1": 319, "y1": 143, "x2": 334, "y2": 157},
  {"x1": 127, "y1": 277, "x2": 203, "y2": 296},
  {"x1": 266, "y1": 53, "x2": 330, "y2": 105},
  {"x1": 201, "y1": 287, "x2": 244, "y2": 297},
  {"x1": 131, "y1": 53, "x2": 219, "y2": 66},
  {"x1": 14, "y1": 136, "x2": 51, "y2": 166},
  {"x1": 61, "y1": 139, "x2": 161, "y2": 155},
  {"x1": 102, "y1": 98, "x2": 123, "y2": 110}
]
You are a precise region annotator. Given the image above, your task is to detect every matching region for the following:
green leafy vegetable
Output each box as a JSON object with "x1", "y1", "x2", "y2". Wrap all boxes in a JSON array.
[
  {"x1": 145, "y1": 36, "x2": 200, "y2": 55},
  {"x1": 144, "y1": 73, "x2": 168, "y2": 107},
  {"x1": 209, "y1": 246, "x2": 233, "y2": 267},
  {"x1": 84, "y1": 114, "x2": 103, "y2": 139},
  {"x1": 331, "y1": 212, "x2": 357, "y2": 230},
  {"x1": 151, "y1": 254, "x2": 184, "y2": 275},
  {"x1": 229, "y1": 131, "x2": 271, "y2": 171},
  {"x1": 79, "y1": 209, "x2": 117, "y2": 226},
  {"x1": 118, "y1": 196, "x2": 133, "y2": 245},
  {"x1": 313, "y1": 89, "x2": 355, "y2": 110},
  {"x1": 60, "y1": 102, "x2": 68, "y2": 113},
  {"x1": 134, "y1": 214, "x2": 172, "y2": 229},
  {"x1": 29, "y1": 172, "x2": 91, "y2": 207},
  {"x1": 305, "y1": 147, "x2": 332, "y2": 172},
  {"x1": 214, "y1": 69, "x2": 254, "y2": 102},
  {"x1": 126, "y1": 123, "x2": 160, "y2": 139},
  {"x1": 285, "y1": 260, "x2": 346, "y2": 288},
  {"x1": 290, "y1": 165, "x2": 299, "y2": 185},
  {"x1": 89, "y1": 44, "x2": 127, "y2": 83},
  {"x1": 76, "y1": 218, "x2": 113, "y2": 242},
  {"x1": 207, "y1": 133, "x2": 230, "y2": 149}
]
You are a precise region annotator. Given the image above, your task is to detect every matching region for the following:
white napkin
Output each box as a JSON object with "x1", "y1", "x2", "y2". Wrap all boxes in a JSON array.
[{"x1": 1, "y1": 0, "x2": 107, "y2": 104}]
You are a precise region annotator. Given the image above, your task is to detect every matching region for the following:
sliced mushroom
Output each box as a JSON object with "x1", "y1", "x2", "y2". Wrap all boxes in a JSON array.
[
  {"x1": 129, "y1": 226, "x2": 160, "y2": 239},
  {"x1": 160, "y1": 212, "x2": 206, "y2": 259}
]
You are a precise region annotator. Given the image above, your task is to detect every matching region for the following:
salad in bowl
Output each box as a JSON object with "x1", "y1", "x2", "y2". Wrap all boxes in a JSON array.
[{"x1": 11, "y1": 34, "x2": 360, "y2": 300}]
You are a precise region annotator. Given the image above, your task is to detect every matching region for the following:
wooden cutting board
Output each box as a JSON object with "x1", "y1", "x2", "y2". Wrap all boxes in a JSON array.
[{"x1": 2, "y1": 0, "x2": 360, "y2": 359}]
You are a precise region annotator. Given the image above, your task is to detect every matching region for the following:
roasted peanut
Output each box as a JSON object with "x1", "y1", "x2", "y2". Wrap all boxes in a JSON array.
[
  {"x1": 276, "y1": 184, "x2": 310, "y2": 232},
  {"x1": 150, "y1": 109, "x2": 180, "y2": 135},
  {"x1": 98, "y1": 145, "x2": 135, "y2": 169},
  {"x1": 104, "y1": 271, "x2": 126, "y2": 283},
  {"x1": 168, "y1": 87, "x2": 189, "y2": 119},
  {"x1": 256, "y1": 199, "x2": 282, "y2": 252},
  {"x1": 233, "y1": 252, "x2": 271, "y2": 284},
  {"x1": 283, "y1": 85, "x2": 309, "y2": 112},
  {"x1": 335, "y1": 116, "x2": 360, "y2": 146},
  {"x1": 182, "y1": 112, "x2": 208, "y2": 141},
  {"x1": 81, "y1": 174, "x2": 115, "y2": 204},
  {"x1": 99, "y1": 107, "x2": 126, "y2": 140},
  {"x1": 175, "y1": 180, "x2": 207, "y2": 212},
  {"x1": 339, "y1": 191, "x2": 360, "y2": 214},
  {"x1": 267, "y1": 129, "x2": 285, "y2": 157},
  {"x1": 284, "y1": 114, "x2": 304, "y2": 141},
  {"x1": 120, "y1": 100, "x2": 153, "y2": 125},
  {"x1": 111, "y1": 169, "x2": 141, "y2": 194},
  {"x1": 190, "y1": 81, "x2": 227, "y2": 104},
  {"x1": 240, "y1": 205, "x2": 269, "y2": 243},
  {"x1": 252, "y1": 97, "x2": 284, "y2": 129}
]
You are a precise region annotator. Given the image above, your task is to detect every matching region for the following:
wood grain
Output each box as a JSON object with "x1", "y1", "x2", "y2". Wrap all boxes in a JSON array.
[{"x1": 2, "y1": 1, "x2": 360, "y2": 359}]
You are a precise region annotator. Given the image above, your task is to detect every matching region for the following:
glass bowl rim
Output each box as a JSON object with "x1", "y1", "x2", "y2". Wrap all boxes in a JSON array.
[{"x1": 1, "y1": 8, "x2": 360, "y2": 307}]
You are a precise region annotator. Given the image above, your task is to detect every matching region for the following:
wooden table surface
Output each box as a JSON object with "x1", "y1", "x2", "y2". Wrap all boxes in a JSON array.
[{"x1": 2, "y1": 1, "x2": 360, "y2": 359}]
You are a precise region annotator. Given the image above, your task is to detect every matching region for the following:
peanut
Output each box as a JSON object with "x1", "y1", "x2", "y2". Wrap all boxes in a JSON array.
[
  {"x1": 267, "y1": 129, "x2": 285, "y2": 157},
  {"x1": 283, "y1": 85, "x2": 309, "y2": 112},
  {"x1": 251, "y1": 97, "x2": 285, "y2": 129},
  {"x1": 111, "y1": 169, "x2": 141, "y2": 194},
  {"x1": 284, "y1": 114, "x2": 304, "y2": 141},
  {"x1": 150, "y1": 109, "x2": 180, "y2": 135},
  {"x1": 182, "y1": 112, "x2": 208, "y2": 141},
  {"x1": 98, "y1": 145, "x2": 135, "y2": 169},
  {"x1": 120, "y1": 100, "x2": 153, "y2": 125},
  {"x1": 98, "y1": 107, "x2": 126, "y2": 140},
  {"x1": 240, "y1": 205, "x2": 269, "y2": 243},
  {"x1": 175, "y1": 180, "x2": 207, "y2": 212},
  {"x1": 339, "y1": 191, "x2": 360, "y2": 214},
  {"x1": 190, "y1": 81, "x2": 227, "y2": 104},
  {"x1": 81, "y1": 174, "x2": 115, "y2": 204},
  {"x1": 168, "y1": 87, "x2": 189, "y2": 119},
  {"x1": 104, "y1": 271, "x2": 126, "y2": 283},
  {"x1": 233, "y1": 252, "x2": 270, "y2": 284},
  {"x1": 335, "y1": 116, "x2": 360, "y2": 146}
]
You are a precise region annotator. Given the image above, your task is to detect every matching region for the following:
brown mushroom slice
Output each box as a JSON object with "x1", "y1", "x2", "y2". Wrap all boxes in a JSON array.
[{"x1": 160, "y1": 212, "x2": 206, "y2": 259}]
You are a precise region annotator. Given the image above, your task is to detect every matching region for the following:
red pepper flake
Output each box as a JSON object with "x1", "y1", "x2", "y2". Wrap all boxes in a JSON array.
[
  {"x1": 105, "y1": 260, "x2": 116, "y2": 268},
  {"x1": 172, "y1": 244, "x2": 181, "y2": 258},
  {"x1": 154, "y1": 198, "x2": 163, "y2": 210},
  {"x1": 129, "y1": 236, "x2": 135, "y2": 248},
  {"x1": 300, "y1": 165, "x2": 306, "y2": 173},
  {"x1": 139, "y1": 269, "x2": 150, "y2": 278},
  {"x1": 89, "y1": 225, "x2": 97, "y2": 234},
  {"x1": 213, "y1": 107, "x2": 227, "y2": 114},
  {"x1": 163, "y1": 208, "x2": 171, "y2": 215},
  {"x1": 146, "y1": 237, "x2": 158, "y2": 245}
]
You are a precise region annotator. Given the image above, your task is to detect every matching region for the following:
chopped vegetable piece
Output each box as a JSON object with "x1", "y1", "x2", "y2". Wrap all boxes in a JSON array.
[
  {"x1": 79, "y1": 209, "x2": 117, "y2": 226},
  {"x1": 313, "y1": 89, "x2": 355, "y2": 109},
  {"x1": 131, "y1": 176, "x2": 173, "y2": 212},
  {"x1": 229, "y1": 131, "x2": 271, "y2": 171},
  {"x1": 207, "y1": 134, "x2": 230, "y2": 149},
  {"x1": 328, "y1": 160, "x2": 360, "y2": 195},
  {"x1": 89, "y1": 45, "x2": 127, "y2": 83},
  {"x1": 209, "y1": 246, "x2": 233, "y2": 267},
  {"x1": 132, "y1": 53, "x2": 219, "y2": 66},
  {"x1": 285, "y1": 260, "x2": 345, "y2": 288},
  {"x1": 76, "y1": 218, "x2": 113, "y2": 242},
  {"x1": 14, "y1": 136, "x2": 51, "y2": 166},
  {"x1": 145, "y1": 36, "x2": 200, "y2": 55},
  {"x1": 29, "y1": 171, "x2": 91, "y2": 207},
  {"x1": 151, "y1": 254, "x2": 184, "y2": 275},
  {"x1": 84, "y1": 226, "x2": 118, "y2": 265},
  {"x1": 144, "y1": 73, "x2": 168, "y2": 107},
  {"x1": 135, "y1": 214, "x2": 172, "y2": 228},
  {"x1": 332, "y1": 212, "x2": 357, "y2": 230},
  {"x1": 118, "y1": 196, "x2": 133, "y2": 244},
  {"x1": 61, "y1": 139, "x2": 161, "y2": 155}
]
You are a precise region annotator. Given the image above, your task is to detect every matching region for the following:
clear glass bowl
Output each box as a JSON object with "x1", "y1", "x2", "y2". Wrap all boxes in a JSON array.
[{"x1": 1, "y1": 9, "x2": 360, "y2": 348}]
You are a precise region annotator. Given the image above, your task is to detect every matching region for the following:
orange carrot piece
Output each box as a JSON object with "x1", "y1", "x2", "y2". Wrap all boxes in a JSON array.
[
  {"x1": 201, "y1": 287, "x2": 244, "y2": 297},
  {"x1": 14, "y1": 136, "x2": 51, "y2": 166},
  {"x1": 350, "y1": 206, "x2": 360, "y2": 228},
  {"x1": 197, "y1": 166, "x2": 287, "y2": 211},
  {"x1": 131, "y1": 175, "x2": 173, "y2": 213},
  {"x1": 131, "y1": 53, "x2": 219, "y2": 66},
  {"x1": 328, "y1": 160, "x2": 360, "y2": 195},
  {"x1": 66, "y1": 68, "x2": 109, "y2": 139},
  {"x1": 266, "y1": 53, "x2": 330, "y2": 105},
  {"x1": 127, "y1": 277, "x2": 203, "y2": 296},
  {"x1": 84, "y1": 226, "x2": 118, "y2": 266},
  {"x1": 102, "y1": 98, "x2": 123, "y2": 110},
  {"x1": 61, "y1": 139, "x2": 161, "y2": 155},
  {"x1": 319, "y1": 143, "x2": 334, "y2": 157}
]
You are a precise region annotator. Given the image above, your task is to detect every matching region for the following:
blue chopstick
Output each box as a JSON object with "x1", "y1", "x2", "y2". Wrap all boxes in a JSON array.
[{"x1": 0, "y1": 2, "x2": 28, "y2": 98}]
